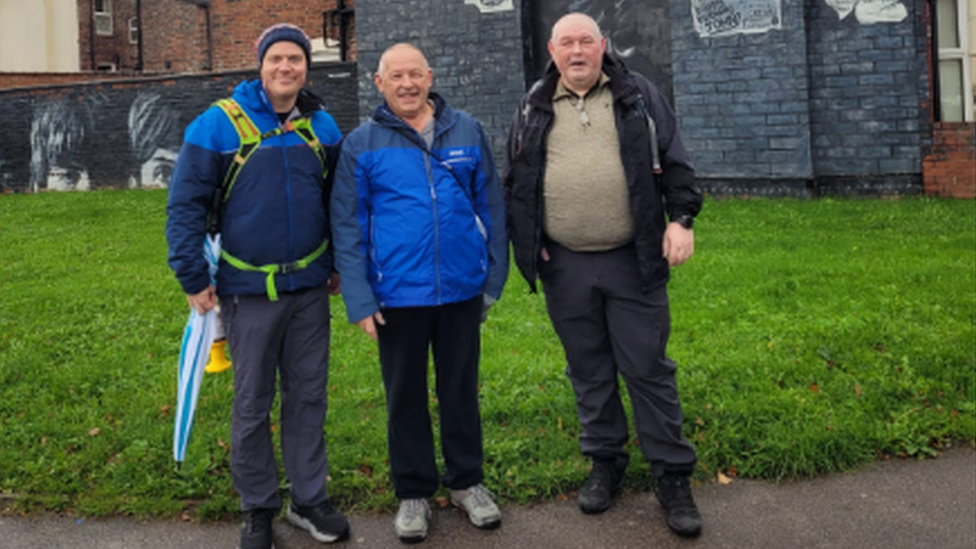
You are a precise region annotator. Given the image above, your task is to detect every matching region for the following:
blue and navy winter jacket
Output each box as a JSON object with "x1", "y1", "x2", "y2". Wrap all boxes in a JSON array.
[
  {"x1": 166, "y1": 79, "x2": 342, "y2": 298},
  {"x1": 331, "y1": 93, "x2": 508, "y2": 323}
]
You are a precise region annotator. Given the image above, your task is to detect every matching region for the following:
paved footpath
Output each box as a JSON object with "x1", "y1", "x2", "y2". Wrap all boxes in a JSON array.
[{"x1": 2, "y1": 448, "x2": 973, "y2": 549}]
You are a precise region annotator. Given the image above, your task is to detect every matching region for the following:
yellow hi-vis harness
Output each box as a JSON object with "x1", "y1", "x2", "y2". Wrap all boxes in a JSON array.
[{"x1": 210, "y1": 98, "x2": 330, "y2": 301}]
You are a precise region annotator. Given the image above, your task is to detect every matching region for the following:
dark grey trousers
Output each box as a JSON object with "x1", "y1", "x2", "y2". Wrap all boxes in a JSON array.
[
  {"x1": 376, "y1": 297, "x2": 485, "y2": 499},
  {"x1": 540, "y1": 242, "x2": 697, "y2": 477},
  {"x1": 221, "y1": 285, "x2": 331, "y2": 511}
]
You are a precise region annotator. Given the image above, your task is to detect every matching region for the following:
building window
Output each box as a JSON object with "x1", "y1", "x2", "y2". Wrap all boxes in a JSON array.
[
  {"x1": 96, "y1": 62, "x2": 117, "y2": 72},
  {"x1": 95, "y1": 0, "x2": 113, "y2": 36},
  {"x1": 935, "y1": 0, "x2": 973, "y2": 121},
  {"x1": 128, "y1": 17, "x2": 139, "y2": 44}
]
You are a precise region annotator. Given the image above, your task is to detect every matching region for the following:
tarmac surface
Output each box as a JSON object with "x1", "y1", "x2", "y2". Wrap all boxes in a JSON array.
[{"x1": 1, "y1": 447, "x2": 973, "y2": 549}]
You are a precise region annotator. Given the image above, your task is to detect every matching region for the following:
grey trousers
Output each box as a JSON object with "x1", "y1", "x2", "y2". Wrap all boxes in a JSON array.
[
  {"x1": 220, "y1": 285, "x2": 331, "y2": 511},
  {"x1": 540, "y1": 242, "x2": 697, "y2": 477}
]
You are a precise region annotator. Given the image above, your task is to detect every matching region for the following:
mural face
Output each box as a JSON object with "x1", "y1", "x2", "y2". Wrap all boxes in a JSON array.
[
  {"x1": 127, "y1": 92, "x2": 181, "y2": 189},
  {"x1": 824, "y1": 0, "x2": 908, "y2": 24},
  {"x1": 30, "y1": 99, "x2": 93, "y2": 192}
]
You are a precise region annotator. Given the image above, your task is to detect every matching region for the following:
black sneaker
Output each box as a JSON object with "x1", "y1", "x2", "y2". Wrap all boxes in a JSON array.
[
  {"x1": 239, "y1": 508, "x2": 275, "y2": 549},
  {"x1": 577, "y1": 455, "x2": 628, "y2": 514},
  {"x1": 654, "y1": 474, "x2": 703, "y2": 537},
  {"x1": 286, "y1": 500, "x2": 351, "y2": 543}
]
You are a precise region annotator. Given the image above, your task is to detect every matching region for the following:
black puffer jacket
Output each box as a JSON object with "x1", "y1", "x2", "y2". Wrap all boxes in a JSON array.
[{"x1": 503, "y1": 54, "x2": 702, "y2": 293}]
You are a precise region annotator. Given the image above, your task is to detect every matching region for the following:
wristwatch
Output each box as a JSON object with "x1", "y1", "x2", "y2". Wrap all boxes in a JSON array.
[{"x1": 674, "y1": 214, "x2": 694, "y2": 230}]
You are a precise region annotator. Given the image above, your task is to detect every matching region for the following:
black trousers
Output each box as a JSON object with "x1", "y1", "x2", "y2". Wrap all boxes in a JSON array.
[
  {"x1": 376, "y1": 296, "x2": 485, "y2": 499},
  {"x1": 540, "y1": 242, "x2": 697, "y2": 478}
]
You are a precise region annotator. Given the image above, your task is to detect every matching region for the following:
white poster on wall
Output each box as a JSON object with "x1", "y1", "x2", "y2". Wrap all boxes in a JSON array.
[{"x1": 691, "y1": 0, "x2": 782, "y2": 37}]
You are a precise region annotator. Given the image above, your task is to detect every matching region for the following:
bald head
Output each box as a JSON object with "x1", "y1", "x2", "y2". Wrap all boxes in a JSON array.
[
  {"x1": 376, "y1": 43, "x2": 429, "y2": 77},
  {"x1": 550, "y1": 12, "x2": 603, "y2": 43}
]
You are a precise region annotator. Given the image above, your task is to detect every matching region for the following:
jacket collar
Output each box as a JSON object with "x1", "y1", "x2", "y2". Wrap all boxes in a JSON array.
[
  {"x1": 372, "y1": 92, "x2": 456, "y2": 139},
  {"x1": 527, "y1": 53, "x2": 640, "y2": 111}
]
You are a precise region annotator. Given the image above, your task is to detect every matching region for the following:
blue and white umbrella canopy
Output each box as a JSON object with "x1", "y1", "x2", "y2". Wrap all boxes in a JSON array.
[{"x1": 173, "y1": 233, "x2": 221, "y2": 463}]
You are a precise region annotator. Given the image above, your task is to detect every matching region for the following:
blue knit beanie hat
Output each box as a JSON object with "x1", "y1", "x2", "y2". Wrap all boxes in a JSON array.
[{"x1": 255, "y1": 23, "x2": 312, "y2": 68}]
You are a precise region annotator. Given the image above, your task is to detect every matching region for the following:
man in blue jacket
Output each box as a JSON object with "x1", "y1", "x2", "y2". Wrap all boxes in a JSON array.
[
  {"x1": 166, "y1": 23, "x2": 349, "y2": 549},
  {"x1": 331, "y1": 43, "x2": 508, "y2": 543}
]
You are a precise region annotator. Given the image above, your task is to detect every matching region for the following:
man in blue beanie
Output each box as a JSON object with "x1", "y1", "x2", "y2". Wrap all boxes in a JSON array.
[{"x1": 166, "y1": 22, "x2": 349, "y2": 549}]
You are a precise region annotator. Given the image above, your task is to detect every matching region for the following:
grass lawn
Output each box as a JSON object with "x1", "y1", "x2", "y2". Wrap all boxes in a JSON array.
[{"x1": 0, "y1": 190, "x2": 973, "y2": 519}]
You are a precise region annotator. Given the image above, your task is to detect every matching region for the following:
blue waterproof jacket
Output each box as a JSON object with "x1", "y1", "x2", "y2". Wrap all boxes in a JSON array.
[
  {"x1": 331, "y1": 93, "x2": 508, "y2": 323},
  {"x1": 166, "y1": 79, "x2": 342, "y2": 298}
]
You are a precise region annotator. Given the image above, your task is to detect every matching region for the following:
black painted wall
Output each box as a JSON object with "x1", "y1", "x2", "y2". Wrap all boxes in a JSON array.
[{"x1": 0, "y1": 63, "x2": 358, "y2": 193}]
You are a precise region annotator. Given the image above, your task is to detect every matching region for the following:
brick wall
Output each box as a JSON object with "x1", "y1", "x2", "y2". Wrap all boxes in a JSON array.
[
  {"x1": 140, "y1": 0, "x2": 210, "y2": 73},
  {"x1": 353, "y1": 0, "x2": 524, "y2": 159},
  {"x1": 77, "y1": 0, "x2": 140, "y2": 72},
  {"x1": 805, "y1": 0, "x2": 930, "y2": 194},
  {"x1": 0, "y1": 63, "x2": 358, "y2": 193},
  {"x1": 669, "y1": 0, "x2": 814, "y2": 193},
  {"x1": 923, "y1": 123, "x2": 976, "y2": 198},
  {"x1": 208, "y1": 0, "x2": 333, "y2": 71},
  {"x1": 0, "y1": 72, "x2": 131, "y2": 90}
]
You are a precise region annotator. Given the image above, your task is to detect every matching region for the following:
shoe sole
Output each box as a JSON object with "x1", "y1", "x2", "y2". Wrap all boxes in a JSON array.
[
  {"x1": 285, "y1": 508, "x2": 349, "y2": 543},
  {"x1": 450, "y1": 499, "x2": 501, "y2": 530}
]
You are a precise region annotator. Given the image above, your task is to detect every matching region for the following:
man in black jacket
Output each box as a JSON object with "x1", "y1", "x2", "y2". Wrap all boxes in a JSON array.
[{"x1": 503, "y1": 12, "x2": 703, "y2": 537}]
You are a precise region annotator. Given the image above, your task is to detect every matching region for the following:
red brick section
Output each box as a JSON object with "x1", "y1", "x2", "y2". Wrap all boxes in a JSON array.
[
  {"x1": 0, "y1": 72, "x2": 129, "y2": 90},
  {"x1": 923, "y1": 123, "x2": 976, "y2": 199}
]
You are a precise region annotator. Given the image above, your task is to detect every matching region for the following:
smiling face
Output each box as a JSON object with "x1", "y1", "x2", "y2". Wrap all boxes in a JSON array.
[
  {"x1": 549, "y1": 13, "x2": 607, "y2": 96},
  {"x1": 260, "y1": 41, "x2": 307, "y2": 112},
  {"x1": 374, "y1": 44, "x2": 433, "y2": 123}
]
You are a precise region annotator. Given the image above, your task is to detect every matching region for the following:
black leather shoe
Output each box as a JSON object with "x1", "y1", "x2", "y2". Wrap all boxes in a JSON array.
[
  {"x1": 577, "y1": 455, "x2": 628, "y2": 514},
  {"x1": 655, "y1": 474, "x2": 703, "y2": 537},
  {"x1": 239, "y1": 508, "x2": 275, "y2": 549}
]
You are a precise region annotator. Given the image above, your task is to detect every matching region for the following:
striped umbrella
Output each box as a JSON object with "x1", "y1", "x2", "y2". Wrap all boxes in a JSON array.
[{"x1": 173, "y1": 233, "x2": 221, "y2": 463}]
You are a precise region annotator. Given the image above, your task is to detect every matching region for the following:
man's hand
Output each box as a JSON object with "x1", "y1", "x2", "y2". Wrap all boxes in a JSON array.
[
  {"x1": 186, "y1": 285, "x2": 216, "y2": 315},
  {"x1": 356, "y1": 312, "x2": 386, "y2": 340},
  {"x1": 662, "y1": 223, "x2": 695, "y2": 267},
  {"x1": 328, "y1": 272, "x2": 341, "y2": 296}
]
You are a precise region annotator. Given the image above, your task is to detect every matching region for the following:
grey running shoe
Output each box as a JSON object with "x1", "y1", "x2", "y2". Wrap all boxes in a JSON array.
[
  {"x1": 450, "y1": 484, "x2": 502, "y2": 529},
  {"x1": 395, "y1": 499, "x2": 431, "y2": 543}
]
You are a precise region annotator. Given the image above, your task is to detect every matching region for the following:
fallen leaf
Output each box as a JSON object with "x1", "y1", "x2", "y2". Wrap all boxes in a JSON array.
[
  {"x1": 695, "y1": 416, "x2": 705, "y2": 426},
  {"x1": 88, "y1": 428, "x2": 100, "y2": 437},
  {"x1": 854, "y1": 385, "x2": 862, "y2": 397},
  {"x1": 810, "y1": 382, "x2": 819, "y2": 393},
  {"x1": 435, "y1": 496, "x2": 449, "y2": 508},
  {"x1": 717, "y1": 471, "x2": 733, "y2": 485},
  {"x1": 217, "y1": 439, "x2": 229, "y2": 451}
]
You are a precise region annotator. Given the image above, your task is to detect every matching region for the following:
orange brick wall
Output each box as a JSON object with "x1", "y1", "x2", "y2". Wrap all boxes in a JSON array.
[{"x1": 923, "y1": 123, "x2": 976, "y2": 199}]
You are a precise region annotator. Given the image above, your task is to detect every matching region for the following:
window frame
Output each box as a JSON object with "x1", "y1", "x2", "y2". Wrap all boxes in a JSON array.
[
  {"x1": 936, "y1": 0, "x2": 974, "y2": 122},
  {"x1": 128, "y1": 17, "x2": 139, "y2": 45},
  {"x1": 94, "y1": 0, "x2": 113, "y2": 37}
]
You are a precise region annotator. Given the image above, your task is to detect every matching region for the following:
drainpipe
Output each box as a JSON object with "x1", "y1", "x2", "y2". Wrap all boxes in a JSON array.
[
  {"x1": 89, "y1": 0, "x2": 96, "y2": 70},
  {"x1": 204, "y1": 2, "x2": 213, "y2": 71},
  {"x1": 136, "y1": 0, "x2": 143, "y2": 71}
]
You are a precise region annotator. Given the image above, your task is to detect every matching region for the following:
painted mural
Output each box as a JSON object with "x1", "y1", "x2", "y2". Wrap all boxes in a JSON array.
[
  {"x1": 691, "y1": 0, "x2": 782, "y2": 37},
  {"x1": 464, "y1": 0, "x2": 514, "y2": 13},
  {"x1": 823, "y1": 0, "x2": 908, "y2": 24},
  {"x1": 530, "y1": 0, "x2": 674, "y2": 101},
  {"x1": 0, "y1": 65, "x2": 359, "y2": 193}
]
